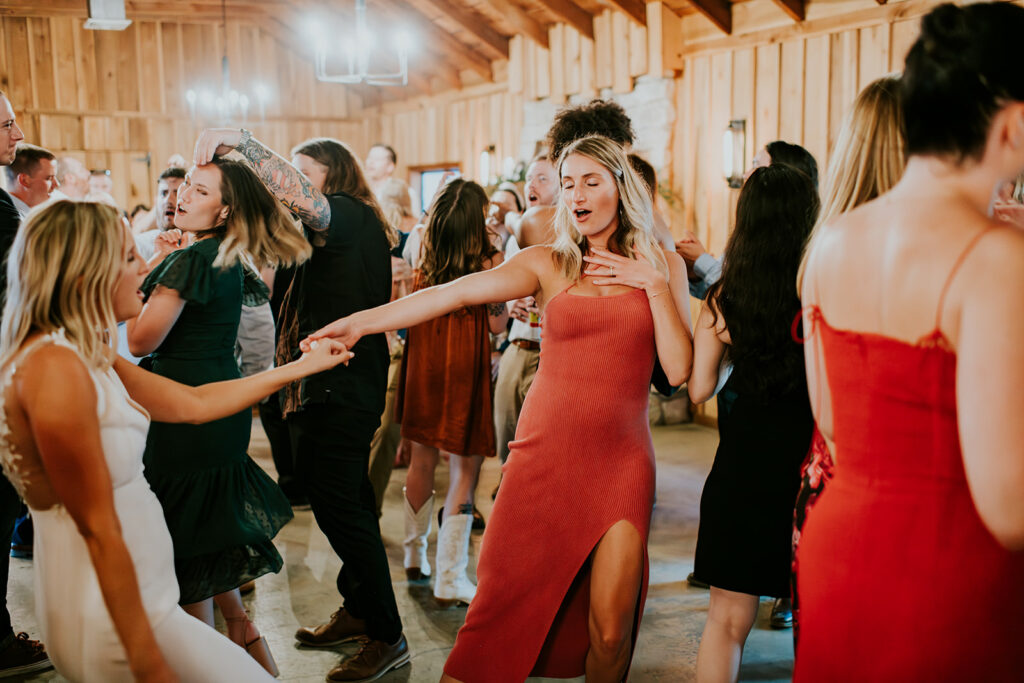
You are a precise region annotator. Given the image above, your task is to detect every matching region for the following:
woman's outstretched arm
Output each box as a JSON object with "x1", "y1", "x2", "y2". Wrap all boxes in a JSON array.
[
  {"x1": 18, "y1": 347, "x2": 176, "y2": 683},
  {"x1": 304, "y1": 248, "x2": 543, "y2": 351},
  {"x1": 113, "y1": 339, "x2": 351, "y2": 424},
  {"x1": 193, "y1": 128, "x2": 330, "y2": 233}
]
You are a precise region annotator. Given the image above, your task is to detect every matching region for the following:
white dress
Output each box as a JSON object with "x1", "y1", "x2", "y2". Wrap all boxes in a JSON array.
[{"x1": 0, "y1": 332, "x2": 274, "y2": 682}]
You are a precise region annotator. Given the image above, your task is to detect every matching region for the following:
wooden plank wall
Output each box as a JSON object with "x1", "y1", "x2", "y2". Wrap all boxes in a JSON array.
[
  {"x1": 671, "y1": 13, "x2": 923, "y2": 259},
  {"x1": 358, "y1": 83, "x2": 524, "y2": 186},
  {"x1": 0, "y1": 16, "x2": 364, "y2": 209}
]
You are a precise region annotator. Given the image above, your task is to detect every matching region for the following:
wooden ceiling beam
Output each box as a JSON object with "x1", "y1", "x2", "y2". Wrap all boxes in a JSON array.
[
  {"x1": 771, "y1": 0, "x2": 805, "y2": 22},
  {"x1": 405, "y1": 0, "x2": 510, "y2": 60},
  {"x1": 0, "y1": 0, "x2": 271, "y2": 21},
  {"x1": 686, "y1": 0, "x2": 731, "y2": 34},
  {"x1": 376, "y1": 0, "x2": 494, "y2": 79},
  {"x1": 531, "y1": 0, "x2": 594, "y2": 39},
  {"x1": 605, "y1": 0, "x2": 646, "y2": 26},
  {"x1": 475, "y1": 0, "x2": 550, "y2": 47}
]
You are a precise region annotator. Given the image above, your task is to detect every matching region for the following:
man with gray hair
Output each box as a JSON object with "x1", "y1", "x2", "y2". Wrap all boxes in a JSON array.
[{"x1": 52, "y1": 156, "x2": 89, "y2": 200}]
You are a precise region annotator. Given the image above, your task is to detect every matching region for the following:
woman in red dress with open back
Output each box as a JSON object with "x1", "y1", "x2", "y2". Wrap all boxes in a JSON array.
[
  {"x1": 304, "y1": 135, "x2": 693, "y2": 683},
  {"x1": 795, "y1": 4, "x2": 1024, "y2": 680}
]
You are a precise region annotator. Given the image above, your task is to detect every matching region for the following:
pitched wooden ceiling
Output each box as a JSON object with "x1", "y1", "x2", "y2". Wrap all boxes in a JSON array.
[{"x1": 0, "y1": 0, "x2": 865, "y2": 98}]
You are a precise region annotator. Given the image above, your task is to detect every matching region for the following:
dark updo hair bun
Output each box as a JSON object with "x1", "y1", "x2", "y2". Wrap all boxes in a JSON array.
[{"x1": 902, "y1": 2, "x2": 1024, "y2": 163}]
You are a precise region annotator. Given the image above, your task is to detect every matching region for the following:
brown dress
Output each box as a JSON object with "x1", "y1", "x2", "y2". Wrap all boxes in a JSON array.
[{"x1": 396, "y1": 284, "x2": 495, "y2": 458}]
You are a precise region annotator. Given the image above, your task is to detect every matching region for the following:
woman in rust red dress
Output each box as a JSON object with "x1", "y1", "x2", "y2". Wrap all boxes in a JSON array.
[
  {"x1": 397, "y1": 178, "x2": 508, "y2": 606},
  {"x1": 796, "y1": 4, "x2": 1024, "y2": 680},
  {"x1": 304, "y1": 135, "x2": 693, "y2": 682}
]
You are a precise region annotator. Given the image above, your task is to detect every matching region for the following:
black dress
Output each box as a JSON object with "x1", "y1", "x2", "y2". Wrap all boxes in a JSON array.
[{"x1": 692, "y1": 371, "x2": 813, "y2": 597}]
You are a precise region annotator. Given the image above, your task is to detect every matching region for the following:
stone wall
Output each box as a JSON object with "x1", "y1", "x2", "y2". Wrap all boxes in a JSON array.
[{"x1": 518, "y1": 76, "x2": 677, "y2": 175}]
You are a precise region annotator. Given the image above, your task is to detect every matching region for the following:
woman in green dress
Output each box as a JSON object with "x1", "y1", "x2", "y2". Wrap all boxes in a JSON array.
[{"x1": 127, "y1": 157, "x2": 312, "y2": 675}]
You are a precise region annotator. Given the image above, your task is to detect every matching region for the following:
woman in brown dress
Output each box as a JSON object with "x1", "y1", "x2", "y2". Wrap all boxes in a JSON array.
[{"x1": 398, "y1": 178, "x2": 508, "y2": 607}]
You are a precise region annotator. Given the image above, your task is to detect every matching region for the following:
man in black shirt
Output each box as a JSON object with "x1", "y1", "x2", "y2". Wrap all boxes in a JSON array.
[
  {"x1": 194, "y1": 128, "x2": 407, "y2": 682},
  {"x1": 0, "y1": 91, "x2": 52, "y2": 677}
]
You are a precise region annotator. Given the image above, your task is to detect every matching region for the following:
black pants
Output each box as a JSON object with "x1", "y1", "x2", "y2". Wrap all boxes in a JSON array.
[
  {"x1": 288, "y1": 403, "x2": 402, "y2": 643},
  {"x1": 259, "y1": 392, "x2": 304, "y2": 501},
  {"x1": 0, "y1": 475, "x2": 22, "y2": 640}
]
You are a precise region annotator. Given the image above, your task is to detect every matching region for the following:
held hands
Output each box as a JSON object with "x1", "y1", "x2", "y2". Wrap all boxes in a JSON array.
[
  {"x1": 295, "y1": 338, "x2": 355, "y2": 374},
  {"x1": 508, "y1": 296, "x2": 539, "y2": 323},
  {"x1": 300, "y1": 316, "x2": 362, "y2": 354},
  {"x1": 674, "y1": 231, "x2": 707, "y2": 281},
  {"x1": 582, "y1": 247, "x2": 667, "y2": 294},
  {"x1": 193, "y1": 128, "x2": 243, "y2": 165}
]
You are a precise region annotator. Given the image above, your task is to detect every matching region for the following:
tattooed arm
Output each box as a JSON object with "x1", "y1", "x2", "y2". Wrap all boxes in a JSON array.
[{"x1": 193, "y1": 128, "x2": 331, "y2": 233}]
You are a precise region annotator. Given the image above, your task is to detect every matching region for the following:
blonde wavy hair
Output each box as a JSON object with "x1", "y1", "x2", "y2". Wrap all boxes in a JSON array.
[
  {"x1": 551, "y1": 135, "x2": 667, "y2": 279},
  {"x1": 0, "y1": 201, "x2": 123, "y2": 369},
  {"x1": 377, "y1": 177, "x2": 414, "y2": 231},
  {"x1": 206, "y1": 157, "x2": 311, "y2": 270},
  {"x1": 797, "y1": 75, "x2": 905, "y2": 289}
]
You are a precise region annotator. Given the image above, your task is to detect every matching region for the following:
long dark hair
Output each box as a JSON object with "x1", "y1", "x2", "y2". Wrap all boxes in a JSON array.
[
  {"x1": 420, "y1": 179, "x2": 496, "y2": 287},
  {"x1": 290, "y1": 138, "x2": 398, "y2": 247},
  {"x1": 709, "y1": 164, "x2": 819, "y2": 398}
]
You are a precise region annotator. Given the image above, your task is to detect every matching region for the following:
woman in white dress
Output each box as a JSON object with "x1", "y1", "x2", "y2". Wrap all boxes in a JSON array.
[{"x1": 0, "y1": 200, "x2": 351, "y2": 682}]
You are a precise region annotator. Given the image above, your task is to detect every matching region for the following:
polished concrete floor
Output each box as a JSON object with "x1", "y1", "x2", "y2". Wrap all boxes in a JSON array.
[{"x1": 9, "y1": 421, "x2": 795, "y2": 682}]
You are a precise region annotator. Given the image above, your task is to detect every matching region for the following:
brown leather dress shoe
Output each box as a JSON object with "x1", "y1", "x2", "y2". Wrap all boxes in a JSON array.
[
  {"x1": 294, "y1": 608, "x2": 368, "y2": 648},
  {"x1": 327, "y1": 635, "x2": 410, "y2": 682}
]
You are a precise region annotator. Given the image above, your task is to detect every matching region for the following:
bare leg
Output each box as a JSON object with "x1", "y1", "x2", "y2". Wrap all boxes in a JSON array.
[
  {"x1": 585, "y1": 520, "x2": 644, "y2": 683},
  {"x1": 439, "y1": 675, "x2": 465, "y2": 683},
  {"x1": 695, "y1": 586, "x2": 759, "y2": 683},
  {"x1": 406, "y1": 440, "x2": 439, "y2": 511},
  {"x1": 182, "y1": 598, "x2": 215, "y2": 627},
  {"x1": 213, "y1": 589, "x2": 251, "y2": 645},
  {"x1": 443, "y1": 453, "x2": 483, "y2": 523}
]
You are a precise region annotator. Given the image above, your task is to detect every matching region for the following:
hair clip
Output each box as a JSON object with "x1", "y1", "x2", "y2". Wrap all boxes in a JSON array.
[{"x1": 613, "y1": 168, "x2": 623, "y2": 179}]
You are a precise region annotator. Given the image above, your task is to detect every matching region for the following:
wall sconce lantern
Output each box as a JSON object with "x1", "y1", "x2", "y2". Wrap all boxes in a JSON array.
[
  {"x1": 722, "y1": 119, "x2": 746, "y2": 189},
  {"x1": 478, "y1": 145, "x2": 498, "y2": 186}
]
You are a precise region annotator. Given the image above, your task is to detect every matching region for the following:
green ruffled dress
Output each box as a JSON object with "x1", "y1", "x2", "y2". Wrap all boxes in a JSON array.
[{"x1": 140, "y1": 236, "x2": 293, "y2": 605}]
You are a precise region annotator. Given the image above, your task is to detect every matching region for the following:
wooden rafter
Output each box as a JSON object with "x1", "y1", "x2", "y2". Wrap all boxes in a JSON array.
[
  {"x1": 605, "y1": 0, "x2": 646, "y2": 26},
  {"x1": 374, "y1": 0, "x2": 494, "y2": 79},
  {"x1": 687, "y1": 0, "x2": 731, "y2": 34},
  {"x1": 406, "y1": 0, "x2": 510, "y2": 60},
  {"x1": 531, "y1": 0, "x2": 594, "y2": 39},
  {"x1": 475, "y1": 0, "x2": 550, "y2": 47},
  {"x1": 771, "y1": 0, "x2": 805, "y2": 22}
]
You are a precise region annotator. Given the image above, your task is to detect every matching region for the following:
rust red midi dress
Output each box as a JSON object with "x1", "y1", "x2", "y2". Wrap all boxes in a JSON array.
[{"x1": 444, "y1": 286, "x2": 658, "y2": 682}]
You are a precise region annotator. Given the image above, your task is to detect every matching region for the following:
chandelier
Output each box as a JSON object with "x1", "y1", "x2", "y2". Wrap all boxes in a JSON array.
[
  {"x1": 313, "y1": 0, "x2": 410, "y2": 86},
  {"x1": 184, "y1": 0, "x2": 269, "y2": 123}
]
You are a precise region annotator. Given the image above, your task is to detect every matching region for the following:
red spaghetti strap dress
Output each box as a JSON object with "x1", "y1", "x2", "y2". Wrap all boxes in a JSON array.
[
  {"x1": 795, "y1": 232, "x2": 1024, "y2": 681},
  {"x1": 444, "y1": 287, "x2": 657, "y2": 682}
]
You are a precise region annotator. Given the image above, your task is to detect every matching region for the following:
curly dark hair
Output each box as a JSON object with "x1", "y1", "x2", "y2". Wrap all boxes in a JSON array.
[
  {"x1": 545, "y1": 99, "x2": 635, "y2": 163},
  {"x1": 709, "y1": 164, "x2": 819, "y2": 399}
]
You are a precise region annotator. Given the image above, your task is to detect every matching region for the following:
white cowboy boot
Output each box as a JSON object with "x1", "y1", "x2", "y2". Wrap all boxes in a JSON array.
[
  {"x1": 433, "y1": 512, "x2": 476, "y2": 607},
  {"x1": 403, "y1": 488, "x2": 433, "y2": 580}
]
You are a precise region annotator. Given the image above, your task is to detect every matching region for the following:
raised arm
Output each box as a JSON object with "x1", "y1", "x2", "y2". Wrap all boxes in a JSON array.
[
  {"x1": 582, "y1": 247, "x2": 693, "y2": 386},
  {"x1": 193, "y1": 128, "x2": 330, "y2": 233},
  {"x1": 19, "y1": 347, "x2": 175, "y2": 683},
  {"x1": 113, "y1": 338, "x2": 352, "y2": 424},
  {"x1": 305, "y1": 247, "x2": 542, "y2": 351},
  {"x1": 126, "y1": 286, "x2": 185, "y2": 357}
]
